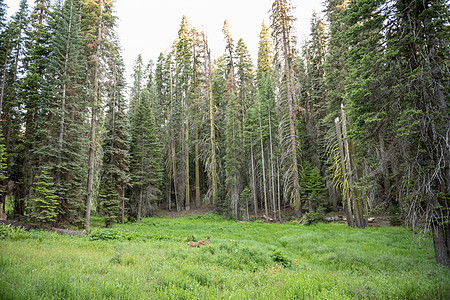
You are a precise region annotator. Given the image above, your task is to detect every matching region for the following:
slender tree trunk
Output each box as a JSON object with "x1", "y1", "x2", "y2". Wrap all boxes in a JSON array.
[
  {"x1": 250, "y1": 138, "x2": 258, "y2": 217},
  {"x1": 57, "y1": 84, "x2": 66, "y2": 186},
  {"x1": 277, "y1": 157, "x2": 282, "y2": 221},
  {"x1": 259, "y1": 110, "x2": 268, "y2": 218},
  {"x1": 171, "y1": 139, "x2": 178, "y2": 211},
  {"x1": 193, "y1": 43, "x2": 201, "y2": 208},
  {"x1": 207, "y1": 48, "x2": 217, "y2": 205},
  {"x1": 137, "y1": 185, "x2": 142, "y2": 223},
  {"x1": 184, "y1": 108, "x2": 190, "y2": 211},
  {"x1": 85, "y1": 3, "x2": 103, "y2": 230},
  {"x1": 268, "y1": 104, "x2": 277, "y2": 221},
  {"x1": 0, "y1": 58, "x2": 7, "y2": 114}
]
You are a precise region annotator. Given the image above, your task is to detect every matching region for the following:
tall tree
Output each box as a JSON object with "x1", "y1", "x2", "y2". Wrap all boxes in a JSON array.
[
  {"x1": 270, "y1": 0, "x2": 302, "y2": 217},
  {"x1": 129, "y1": 66, "x2": 162, "y2": 222},
  {"x1": 81, "y1": 0, "x2": 116, "y2": 229},
  {"x1": 222, "y1": 21, "x2": 245, "y2": 220},
  {"x1": 20, "y1": 0, "x2": 53, "y2": 214},
  {"x1": 41, "y1": 0, "x2": 88, "y2": 225},
  {"x1": 98, "y1": 51, "x2": 130, "y2": 227},
  {"x1": 0, "y1": 0, "x2": 30, "y2": 215}
]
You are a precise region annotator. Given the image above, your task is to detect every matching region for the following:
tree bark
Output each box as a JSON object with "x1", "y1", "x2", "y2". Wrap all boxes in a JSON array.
[
  {"x1": 85, "y1": 3, "x2": 103, "y2": 230},
  {"x1": 432, "y1": 222, "x2": 450, "y2": 266}
]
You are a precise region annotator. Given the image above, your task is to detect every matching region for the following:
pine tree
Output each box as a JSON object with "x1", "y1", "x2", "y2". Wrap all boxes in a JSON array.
[
  {"x1": 81, "y1": 0, "x2": 117, "y2": 229},
  {"x1": 222, "y1": 21, "x2": 244, "y2": 220},
  {"x1": 270, "y1": 0, "x2": 302, "y2": 217},
  {"x1": 0, "y1": 0, "x2": 30, "y2": 216},
  {"x1": 0, "y1": 0, "x2": 7, "y2": 31},
  {"x1": 98, "y1": 51, "x2": 130, "y2": 227},
  {"x1": 20, "y1": 0, "x2": 53, "y2": 215},
  {"x1": 256, "y1": 21, "x2": 272, "y2": 84},
  {"x1": 171, "y1": 16, "x2": 193, "y2": 212},
  {"x1": 41, "y1": 0, "x2": 88, "y2": 226},
  {"x1": 31, "y1": 167, "x2": 58, "y2": 225},
  {"x1": 129, "y1": 86, "x2": 162, "y2": 222}
]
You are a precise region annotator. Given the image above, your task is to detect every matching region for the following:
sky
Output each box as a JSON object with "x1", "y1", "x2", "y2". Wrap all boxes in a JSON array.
[{"x1": 5, "y1": 0, "x2": 325, "y2": 84}]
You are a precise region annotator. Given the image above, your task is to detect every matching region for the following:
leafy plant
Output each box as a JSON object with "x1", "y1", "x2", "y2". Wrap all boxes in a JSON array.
[
  {"x1": 303, "y1": 206, "x2": 325, "y2": 225},
  {"x1": 0, "y1": 224, "x2": 32, "y2": 240},
  {"x1": 270, "y1": 249, "x2": 292, "y2": 268}
]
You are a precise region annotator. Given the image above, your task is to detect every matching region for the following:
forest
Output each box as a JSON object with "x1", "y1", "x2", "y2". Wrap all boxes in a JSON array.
[{"x1": 0, "y1": 0, "x2": 448, "y2": 268}]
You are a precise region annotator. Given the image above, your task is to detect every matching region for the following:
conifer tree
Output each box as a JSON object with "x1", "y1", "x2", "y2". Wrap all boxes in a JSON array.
[
  {"x1": 41, "y1": 0, "x2": 88, "y2": 225},
  {"x1": 270, "y1": 0, "x2": 302, "y2": 217},
  {"x1": 0, "y1": 0, "x2": 30, "y2": 215},
  {"x1": 81, "y1": 0, "x2": 116, "y2": 229},
  {"x1": 222, "y1": 21, "x2": 244, "y2": 220},
  {"x1": 172, "y1": 16, "x2": 193, "y2": 211},
  {"x1": 129, "y1": 84, "x2": 162, "y2": 222},
  {"x1": 21, "y1": 0, "x2": 53, "y2": 212},
  {"x1": 98, "y1": 51, "x2": 130, "y2": 227},
  {"x1": 31, "y1": 168, "x2": 58, "y2": 225}
]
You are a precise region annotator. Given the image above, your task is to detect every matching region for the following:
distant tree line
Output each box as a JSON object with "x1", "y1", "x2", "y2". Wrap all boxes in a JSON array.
[{"x1": 0, "y1": 0, "x2": 448, "y2": 266}]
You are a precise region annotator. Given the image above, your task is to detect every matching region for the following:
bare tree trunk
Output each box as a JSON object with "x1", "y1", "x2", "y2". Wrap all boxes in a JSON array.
[
  {"x1": 207, "y1": 47, "x2": 217, "y2": 205},
  {"x1": 184, "y1": 101, "x2": 190, "y2": 211},
  {"x1": 268, "y1": 105, "x2": 277, "y2": 221},
  {"x1": 259, "y1": 110, "x2": 268, "y2": 218},
  {"x1": 250, "y1": 138, "x2": 258, "y2": 217}
]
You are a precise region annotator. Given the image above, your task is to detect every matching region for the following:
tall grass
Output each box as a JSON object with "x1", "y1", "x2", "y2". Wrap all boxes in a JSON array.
[{"x1": 0, "y1": 216, "x2": 448, "y2": 299}]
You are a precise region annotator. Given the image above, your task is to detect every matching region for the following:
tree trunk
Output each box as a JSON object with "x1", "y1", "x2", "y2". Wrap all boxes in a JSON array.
[
  {"x1": 250, "y1": 138, "x2": 258, "y2": 217},
  {"x1": 207, "y1": 48, "x2": 217, "y2": 205},
  {"x1": 268, "y1": 105, "x2": 277, "y2": 221},
  {"x1": 259, "y1": 111, "x2": 268, "y2": 218},
  {"x1": 184, "y1": 105, "x2": 190, "y2": 211},
  {"x1": 432, "y1": 222, "x2": 450, "y2": 266},
  {"x1": 85, "y1": 3, "x2": 103, "y2": 230},
  {"x1": 335, "y1": 116, "x2": 353, "y2": 227}
]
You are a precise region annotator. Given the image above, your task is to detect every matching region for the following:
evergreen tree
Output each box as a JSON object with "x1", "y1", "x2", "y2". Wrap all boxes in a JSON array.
[
  {"x1": 98, "y1": 51, "x2": 130, "y2": 227},
  {"x1": 31, "y1": 167, "x2": 58, "y2": 225},
  {"x1": 256, "y1": 21, "x2": 272, "y2": 83},
  {"x1": 129, "y1": 86, "x2": 162, "y2": 222},
  {"x1": 41, "y1": 0, "x2": 88, "y2": 226},
  {"x1": 0, "y1": 0, "x2": 30, "y2": 216},
  {"x1": 20, "y1": 0, "x2": 53, "y2": 214},
  {"x1": 270, "y1": 0, "x2": 302, "y2": 217},
  {"x1": 81, "y1": 0, "x2": 117, "y2": 229},
  {"x1": 0, "y1": 0, "x2": 7, "y2": 32}
]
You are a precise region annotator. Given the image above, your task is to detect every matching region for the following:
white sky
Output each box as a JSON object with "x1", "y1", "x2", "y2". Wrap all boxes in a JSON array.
[{"x1": 5, "y1": 0, "x2": 325, "y2": 84}]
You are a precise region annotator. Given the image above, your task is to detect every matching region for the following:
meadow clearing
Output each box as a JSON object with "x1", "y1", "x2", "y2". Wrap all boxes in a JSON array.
[{"x1": 0, "y1": 214, "x2": 449, "y2": 299}]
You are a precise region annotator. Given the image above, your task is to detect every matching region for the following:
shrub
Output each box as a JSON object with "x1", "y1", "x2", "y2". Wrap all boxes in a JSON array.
[
  {"x1": 270, "y1": 249, "x2": 292, "y2": 268},
  {"x1": 303, "y1": 207, "x2": 325, "y2": 225},
  {"x1": 0, "y1": 224, "x2": 32, "y2": 240},
  {"x1": 88, "y1": 228, "x2": 174, "y2": 241}
]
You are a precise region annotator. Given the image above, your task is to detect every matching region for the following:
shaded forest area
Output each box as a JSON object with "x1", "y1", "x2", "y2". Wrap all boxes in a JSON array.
[{"x1": 0, "y1": 0, "x2": 448, "y2": 266}]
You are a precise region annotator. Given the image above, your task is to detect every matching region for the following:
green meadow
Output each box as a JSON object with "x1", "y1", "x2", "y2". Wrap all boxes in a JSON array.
[{"x1": 1, "y1": 214, "x2": 449, "y2": 299}]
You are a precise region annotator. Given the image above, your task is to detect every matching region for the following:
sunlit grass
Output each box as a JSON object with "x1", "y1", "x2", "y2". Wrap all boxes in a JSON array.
[{"x1": 0, "y1": 216, "x2": 449, "y2": 299}]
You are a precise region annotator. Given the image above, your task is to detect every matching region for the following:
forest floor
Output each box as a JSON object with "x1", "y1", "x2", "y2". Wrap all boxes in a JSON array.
[{"x1": 154, "y1": 205, "x2": 394, "y2": 227}]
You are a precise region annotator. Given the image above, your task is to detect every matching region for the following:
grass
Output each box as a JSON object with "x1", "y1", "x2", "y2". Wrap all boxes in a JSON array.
[{"x1": 0, "y1": 214, "x2": 449, "y2": 299}]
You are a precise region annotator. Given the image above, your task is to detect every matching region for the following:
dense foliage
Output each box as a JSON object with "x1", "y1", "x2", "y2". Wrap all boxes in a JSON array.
[{"x1": 0, "y1": 0, "x2": 448, "y2": 265}]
